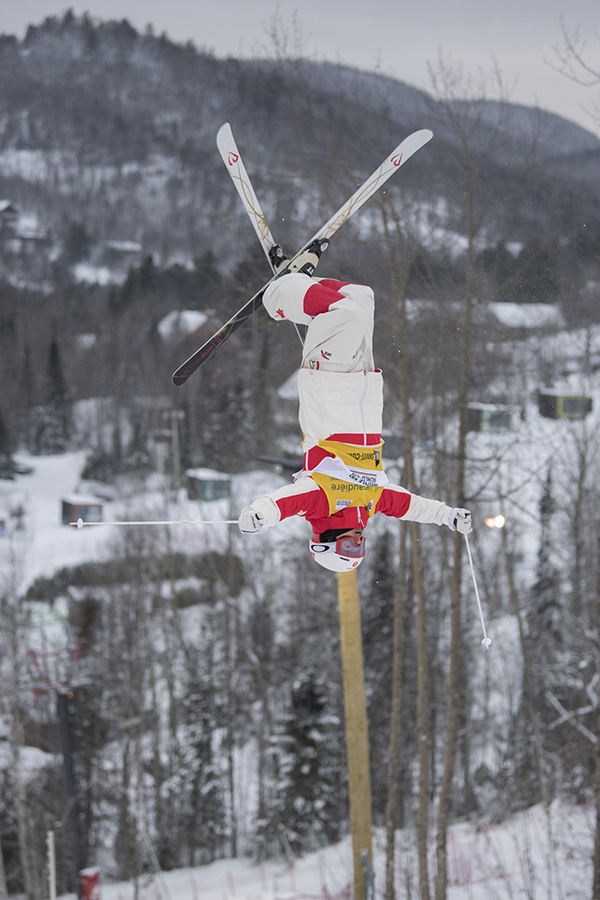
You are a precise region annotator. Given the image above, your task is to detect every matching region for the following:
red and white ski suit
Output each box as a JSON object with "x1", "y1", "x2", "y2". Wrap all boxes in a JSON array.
[{"x1": 245, "y1": 273, "x2": 453, "y2": 535}]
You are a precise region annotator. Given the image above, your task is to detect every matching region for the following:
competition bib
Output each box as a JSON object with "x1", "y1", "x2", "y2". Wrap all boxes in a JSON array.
[{"x1": 297, "y1": 439, "x2": 387, "y2": 515}]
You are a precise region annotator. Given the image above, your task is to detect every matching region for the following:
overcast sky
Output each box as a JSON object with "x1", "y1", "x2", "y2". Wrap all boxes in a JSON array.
[{"x1": 3, "y1": 1, "x2": 600, "y2": 134}]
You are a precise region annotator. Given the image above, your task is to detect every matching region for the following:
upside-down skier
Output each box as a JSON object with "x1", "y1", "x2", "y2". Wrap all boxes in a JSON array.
[{"x1": 238, "y1": 243, "x2": 472, "y2": 572}]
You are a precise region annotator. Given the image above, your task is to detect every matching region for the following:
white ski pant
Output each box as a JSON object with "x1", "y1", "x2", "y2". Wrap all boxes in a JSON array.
[
  {"x1": 262, "y1": 273, "x2": 375, "y2": 372},
  {"x1": 262, "y1": 274, "x2": 383, "y2": 447}
]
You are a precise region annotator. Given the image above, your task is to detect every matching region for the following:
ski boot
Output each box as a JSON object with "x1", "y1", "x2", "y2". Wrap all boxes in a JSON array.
[
  {"x1": 269, "y1": 243, "x2": 289, "y2": 274},
  {"x1": 269, "y1": 238, "x2": 330, "y2": 278}
]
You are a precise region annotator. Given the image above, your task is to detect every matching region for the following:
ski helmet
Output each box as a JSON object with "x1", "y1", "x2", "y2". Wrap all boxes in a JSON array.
[{"x1": 309, "y1": 534, "x2": 366, "y2": 572}]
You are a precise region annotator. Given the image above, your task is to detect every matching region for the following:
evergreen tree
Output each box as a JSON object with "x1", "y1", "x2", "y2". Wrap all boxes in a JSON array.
[
  {"x1": 123, "y1": 422, "x2": 151, "y2": 473},
  {"x1": 117, "y1": 256, "x2": 159, "y2": 307},
  {"x1": 80, "y1": 447, "x2": 117, "y2": 483},
  {"x1": 30, "y1": 340, "x2": 71, "y2": 454},
  {"x1": 0, "y1": 409, "x2": 18, "y2": 479},
  {"x1": 507, "y1": 468, "x2": 563, "y2": 809},
  {"x1": 20, "y1": 345, "x2": 33, "y2": 422},
  {"x1": 515, "y1": 239, "x2": 561, "y2": 303},
  {"x1": 262, "y1": 678, "x2": 345, "y2": 855},
  {"x1": 194, "y1": 250, "x2": 223, "y2": 289},
  {"x1": 529, "y1": 467, "x2": 562, "y2": 657},
  {"x1": 164, "y1": 673, "x2": 226, "y2": 867},
  {"x1": 63, "y1": 220, "x2": 91, "y2": 265},
  {"x1": 80, "y1": 419, "x2": 124, "y2": 483},
  {"x1": 111, "y1": 419, "x2": 123, "y2": 472}
]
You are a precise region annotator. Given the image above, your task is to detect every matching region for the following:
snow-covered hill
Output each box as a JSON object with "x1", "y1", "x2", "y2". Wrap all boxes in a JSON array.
[
  {"x1": 58, "y1": 802, "x2": 593, "y2": 900},
  {"x1": 3, "y1": 305, "x2": 600, "y2": 894},
  {"x1": 0, "y1": 12, "x2": 599, "y2": 286}
]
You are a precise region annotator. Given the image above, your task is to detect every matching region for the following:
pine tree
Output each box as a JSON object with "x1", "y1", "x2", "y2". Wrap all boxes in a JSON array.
[
  {"x1": 194, "y1": 250, "x2": 222, "y2": 290},
  {"x1": 30, "y1": 340, "x2": 71, "y2": 454},
  {"x1": 530, "y1": 467, "x2": 562, "y2": 657},
  {"x1": 509, "y1": 467, "x2": 563, "y2": 809},
  {"x1": 123, "y1": 422, "x2": 151, "y2": 473},
  {"x1": 263, "y1": 679, "x2": 346, "y2": 855},
  {"x1": 167, "y1": 674, "x2": 226, "y2": 867},
  {"x1": 80, "y1": 420, "x2": 124, "y2": 483},
  {"x1": 0, "y1": 409, "x2": 17, "y2": 479},
  {"x1": 63, "y1": 220, "x2": 91, "y2": 265}
]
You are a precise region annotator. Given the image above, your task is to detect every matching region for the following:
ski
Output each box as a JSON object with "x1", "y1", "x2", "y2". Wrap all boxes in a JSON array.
[
  {"x1": 172, "y1": 127, "x2": 433, "y2": 386},
  {"x1": 216, "y1": 123, "x2": 278, "y2": 271}
]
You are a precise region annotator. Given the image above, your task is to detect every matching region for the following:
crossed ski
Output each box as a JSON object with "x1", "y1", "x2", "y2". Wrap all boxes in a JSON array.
[{"x1": 172, "y1": 123, "x2": 433, "y2": 386}]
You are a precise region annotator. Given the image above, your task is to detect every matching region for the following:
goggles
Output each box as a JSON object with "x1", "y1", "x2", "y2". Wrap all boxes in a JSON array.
[{"x1": 310, "y1": 535, "x2": 367, "y2": 558}]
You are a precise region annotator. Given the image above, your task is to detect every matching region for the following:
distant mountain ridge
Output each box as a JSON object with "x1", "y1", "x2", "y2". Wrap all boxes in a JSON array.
[{"x1": 0, "y1": 11, "x2": 599, "y2": 276}]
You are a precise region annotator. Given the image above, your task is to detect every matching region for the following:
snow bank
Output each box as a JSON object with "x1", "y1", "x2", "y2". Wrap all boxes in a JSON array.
[
  {"x1": 53, "y1": 801, "x2": 593, "y2": 900},
  {"x1": 158, "y1": 310, "x2": 209, "y2": 341},
  {"x1": 489, "y1": 302, "x2": 565, "y2": 329}
]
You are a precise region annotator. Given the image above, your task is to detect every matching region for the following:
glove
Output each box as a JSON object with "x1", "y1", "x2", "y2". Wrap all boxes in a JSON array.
[
  {"x1": 443, "y1": 507, "x2": 472, "y2": 534},
  {"x1": 238, "y1": 506, "x2": 269, "y2": 534}
]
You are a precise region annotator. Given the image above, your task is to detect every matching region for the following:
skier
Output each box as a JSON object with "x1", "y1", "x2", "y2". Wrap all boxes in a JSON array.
[{"x1": 238, "y1": 243, "x2": 472, "y2": 572}]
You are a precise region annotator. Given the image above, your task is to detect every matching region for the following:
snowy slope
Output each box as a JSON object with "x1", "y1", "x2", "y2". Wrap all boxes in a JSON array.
[
  {"x1": 55, "y1": 802, "x2": 593, "y2": 900},
  {"x1": 4, "y1": 316, "x2": 600, "y2": 895},
  {"x1": 0, "y1": 451, "x2": 113, "y2": 588},
  {"x1": 0, "y1": 451, "x2": 251, "y2": 590}
]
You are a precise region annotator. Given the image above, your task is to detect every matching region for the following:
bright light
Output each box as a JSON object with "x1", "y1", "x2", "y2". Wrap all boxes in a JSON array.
[{"x1": 484, "y1": 515, "x2": 506, "y2": 529}]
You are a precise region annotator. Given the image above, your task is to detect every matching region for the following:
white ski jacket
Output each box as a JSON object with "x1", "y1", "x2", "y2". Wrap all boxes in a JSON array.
[{"x1": 245, "y1": 275, "x2": 454, "y2": 535}]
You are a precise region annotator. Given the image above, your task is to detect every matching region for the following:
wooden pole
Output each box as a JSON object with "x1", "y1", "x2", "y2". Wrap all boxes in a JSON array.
[
  {"x1": 337, "y1": 570, "x2": 373, "y2": 900},
  {"x1": 46, "y1": 831, "x2": 56, "y2": 900}
]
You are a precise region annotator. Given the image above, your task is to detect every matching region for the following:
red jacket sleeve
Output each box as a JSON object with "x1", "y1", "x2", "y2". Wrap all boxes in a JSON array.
[
  {"x1": 245, "y1": 478, "x2": 329, "y2": 527},
  {"x1": 274, "y1": 481, "x2": 330, "y2": 521}
]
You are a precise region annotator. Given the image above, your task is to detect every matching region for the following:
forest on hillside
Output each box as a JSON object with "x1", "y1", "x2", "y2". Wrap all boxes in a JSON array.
[{"x1": 0, "y1": 15, "x2": 599, "y2": 474}]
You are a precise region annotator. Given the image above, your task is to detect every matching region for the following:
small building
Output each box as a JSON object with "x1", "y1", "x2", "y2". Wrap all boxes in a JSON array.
[
  {"x1": 101, "y1": 240, "x2": 143, "y2": 268},
  {"x1": 0, "y1": 199, "x2": 19, "y2": 230},
  {"x1": 467, "y1": 403, "x2": 513, "y2": 434},
  {"x1": 14, "y1": 227, "x2": 51, "y2": 249},
  {"x1": 186, "y1": 468, "x2": 231, "y2": 502},
  {"x1": 158, "y1": 310, "x2": 209, "y2": 342},
  {"x1": 538, "y1": 392, "x2": 592, "y2": 421},
  {"x1": 61, "y1": 495, "x2": 104, "y2": 526}
]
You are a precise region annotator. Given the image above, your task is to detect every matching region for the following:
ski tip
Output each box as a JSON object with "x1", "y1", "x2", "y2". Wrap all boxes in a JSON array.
[
  {"x1": 413, "y1": 128, "x2": 433, "y2": 144},
  {"x1": 172, "y1": 371, "x2": 188, "y2": 387}
]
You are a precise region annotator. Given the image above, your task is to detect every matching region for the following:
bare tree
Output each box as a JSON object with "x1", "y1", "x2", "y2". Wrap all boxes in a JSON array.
[
  {"x1": 551, "y1": 19, "x2": 600, "y2": 129},
  {"x1": 0, "y1": 836, "x2": 7, "y2": 900},
  {"x1": 384, "y1": 526, "x2": 407, "y2": 900},
  {"x1": 0, "y1": 534, "x2": 44, "y2": 900},
  {"x1": 379, "y1": 196, "x2": 437, "y2": 900},
  {"x1": 594, "y1": 526, "x2": 600, "y2": 899},
  {"x1": 423, "y1": 53, "x2": 538, "y2": 900}
]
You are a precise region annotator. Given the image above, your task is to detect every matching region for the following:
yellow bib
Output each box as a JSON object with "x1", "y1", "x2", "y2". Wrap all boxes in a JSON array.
[{"x1": 309, "y1": 439, "x2": 385, "y2": 516}]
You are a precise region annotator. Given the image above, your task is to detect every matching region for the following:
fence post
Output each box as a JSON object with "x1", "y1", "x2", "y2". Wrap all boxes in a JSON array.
[{"x1": 46, "y1": 831, "x2": 56, "y2": 900}]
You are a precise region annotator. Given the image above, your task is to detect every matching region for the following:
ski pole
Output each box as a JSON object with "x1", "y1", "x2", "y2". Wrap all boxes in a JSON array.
[
  {"x1": 464, "y1": 534, "x2": 492, "y2": 649},
  {"x1": 71, "y1": 518, "x2": 238, "y2": 529}
]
